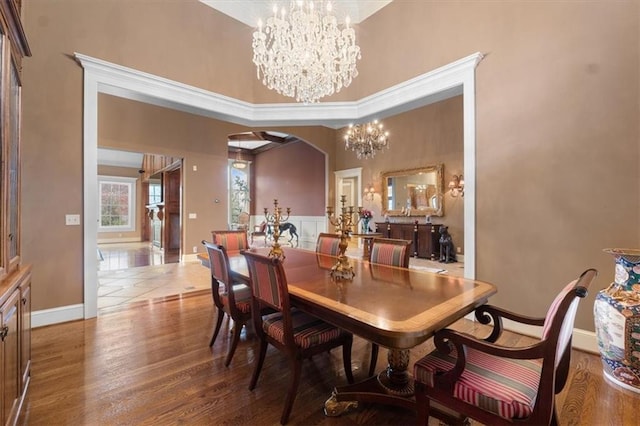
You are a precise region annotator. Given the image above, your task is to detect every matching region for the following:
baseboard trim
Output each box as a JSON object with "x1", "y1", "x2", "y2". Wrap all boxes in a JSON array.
[
  {"x1": 465, "y1": 313, "x2": 598, "y2": 354},
  {"x1": 32, "y1": 304, "x2": 84, "y2": 328}
]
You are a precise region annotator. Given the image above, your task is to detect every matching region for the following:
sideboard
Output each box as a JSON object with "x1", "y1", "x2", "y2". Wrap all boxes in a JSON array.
[{"x1": 375, "y1": 222, "x2": 442, "y2": 260}]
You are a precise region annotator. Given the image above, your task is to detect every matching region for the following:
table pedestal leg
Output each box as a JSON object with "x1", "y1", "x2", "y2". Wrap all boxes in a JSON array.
[{"x1": 324, "y1": 348, "x2": 468, "y2": 424}]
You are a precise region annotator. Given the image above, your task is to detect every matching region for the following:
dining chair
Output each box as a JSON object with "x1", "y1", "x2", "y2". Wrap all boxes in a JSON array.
[
  {"x1": 236, "y1": 211, "x2": 250, "y2": 231},
  {"x1": 201, "y1": 240, "x2": 252, "y2": 367},
  {"x1": 211, "y1": 229, "x2": 249, "y2": 252},
  {"x1": 368, "y1": 237, "x2": 412, "y2": 268},
  {"x1": 413, "y1": 268, "x2": 598, "y2": 426},
  {"x1": 241, "y1": 250, "x2": 355, "y2": 425},
  {"x1": 315, "y1": 232, "x2": 341, "y2": 256},
  {"x1": 250, "y1": 221, "x2": 268, "y2": 246},
  {"x1": 367, "y1": 237, "x2": 412, "y2": 376}
]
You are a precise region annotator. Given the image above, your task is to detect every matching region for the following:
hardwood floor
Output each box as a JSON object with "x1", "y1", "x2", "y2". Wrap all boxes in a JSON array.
[{"x1": 19, "y1": 291, "x2": 639, "y2": 425}]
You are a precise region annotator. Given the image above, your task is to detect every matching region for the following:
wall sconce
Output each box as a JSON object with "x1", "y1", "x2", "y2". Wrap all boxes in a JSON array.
[
  {"x1": 449, "y1": 175, "x2": 464, "y2": 197},
  {"x1": 363, "y1": 183, "x2": 376, "y2": 201}
]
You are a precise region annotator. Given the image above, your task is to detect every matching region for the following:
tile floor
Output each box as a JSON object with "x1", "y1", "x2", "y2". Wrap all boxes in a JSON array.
[{"x1": 97, "y1": 240, "x2": 464, "y2": 311}]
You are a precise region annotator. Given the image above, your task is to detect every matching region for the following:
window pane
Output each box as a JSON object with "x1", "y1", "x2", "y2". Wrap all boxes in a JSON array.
[{"x1": 98, "y1": 176, "x2": 137, "y2": 232}]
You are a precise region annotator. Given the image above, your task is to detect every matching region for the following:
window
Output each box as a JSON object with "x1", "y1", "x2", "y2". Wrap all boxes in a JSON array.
[
  {"x1": 98, "y1": 176, "x2": 137, "y2": 232},
  {"x1": 228, "y1": 161, "x2": 250, "y2": 227}
]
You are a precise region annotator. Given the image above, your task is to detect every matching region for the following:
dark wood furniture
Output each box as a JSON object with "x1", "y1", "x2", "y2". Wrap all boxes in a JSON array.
[
  {"x1": 241, "y1": 250, "x2": 355, "y2": 425},
  {"x1": 228, "y1": 248, "x2": 497, "y2": 423},
  {"x1": 201, "y1": 241, "x2": 253, "y2": 367},
  {"x1": 375, "y1": 222, "x2": 442, "y2": 260},
  {"x1": 0, "y1": 1, "x2": 31, "y2": 424},
  {"x1": 141, "y1": 154, "x2": 182, "y2": 259},
  {"x1": 350, "y1": 232, "x2": 382, "y2": 260},
  {"x1": 414, "y1": 269, "x2": 597, "y2": 425},
  {"x1": 366, "y1": 237, "x2": 412, "y2": 377}
]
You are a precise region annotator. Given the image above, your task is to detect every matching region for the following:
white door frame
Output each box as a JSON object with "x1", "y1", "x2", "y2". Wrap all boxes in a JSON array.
[{"x1": 75, "y1": 52, "x2": 481, "y2": 321}]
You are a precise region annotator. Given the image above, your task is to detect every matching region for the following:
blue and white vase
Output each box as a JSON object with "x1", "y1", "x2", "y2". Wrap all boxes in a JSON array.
[
  {"x1": 362, "y1": 218, "x2": 370, "y2": 233},
  {"x1": 594, "y1": 248, "x2": 640, "y2": 393}
]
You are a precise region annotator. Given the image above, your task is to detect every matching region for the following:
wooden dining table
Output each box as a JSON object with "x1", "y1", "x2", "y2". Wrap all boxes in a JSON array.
[{"x1": 227, "y1": 247, "x2": 497, "y2": 423}]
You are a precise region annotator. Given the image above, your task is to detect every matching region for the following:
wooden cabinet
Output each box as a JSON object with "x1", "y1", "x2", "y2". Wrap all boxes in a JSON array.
[
  {"x1": 0, "y1": 0, "x2": 30, "y2": 424},
  {"x1": 375, "y1": 222, "x2": 442, "y2": 260},
  {"x1": 0, "y1": 266, "x2": 30, "y2": 426}
]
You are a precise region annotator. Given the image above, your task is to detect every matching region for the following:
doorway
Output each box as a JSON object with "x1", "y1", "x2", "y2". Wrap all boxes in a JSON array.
[{"x1": 96, "y1": 151, "x2": 185, "y2": 310}]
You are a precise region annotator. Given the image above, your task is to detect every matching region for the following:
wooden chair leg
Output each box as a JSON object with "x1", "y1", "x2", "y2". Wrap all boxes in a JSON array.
[
  {"x1": 249, "y1": 339, "x2": 268, "y2": 391},
  {"x1": 415, "y1": 382, "x2": 430, "y2": 426},
  {"x1": 368, "y1": 343, "x2": 379, "y2": 377},
  {"x1": 224, "y1": 321, "x2": 243, "y2": 367},
  {"x1": 280, "y1": 358, "x2": 303, "y2": 425},
  {"x1": 342, "y1": 337, "x2": 354, "y2": 384},
  {"x1": 209, "y1": 308, "x2": 225, "y2": 347}
]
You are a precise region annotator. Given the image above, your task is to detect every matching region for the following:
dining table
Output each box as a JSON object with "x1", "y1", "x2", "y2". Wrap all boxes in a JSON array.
[{"x1": 227, "y1": 246, "x2": 497, "y2": 424}]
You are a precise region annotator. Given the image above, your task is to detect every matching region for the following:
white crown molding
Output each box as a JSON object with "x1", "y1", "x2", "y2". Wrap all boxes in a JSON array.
[
  {"x1": 76, "y1": 52, "x2": 482, "y2": 321},
  {"x1": 74, "y1": 52, "x2": 483, "y2": 129}
]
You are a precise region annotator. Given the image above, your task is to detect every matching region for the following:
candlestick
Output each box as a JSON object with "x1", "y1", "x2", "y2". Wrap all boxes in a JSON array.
[
  {"x1": 264, "y1": 199, "x2": 291, "y2": 260},
  {"x1": 326, "y1": 195, "x2": 362, "y2": 279}
]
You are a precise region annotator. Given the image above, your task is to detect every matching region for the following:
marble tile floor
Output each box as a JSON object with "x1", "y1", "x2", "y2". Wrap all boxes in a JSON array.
[{"x1": 97, "y1": 240, "x2": 465, "y2": 311}]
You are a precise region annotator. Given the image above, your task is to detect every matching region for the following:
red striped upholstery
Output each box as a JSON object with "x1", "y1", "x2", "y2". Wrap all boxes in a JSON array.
[
  {"x1": 315, "y1": 233, "x2": 341, "y2": 256},
  {"x1": 246, "y1": 255, "x2": 282, "y2": 309},
  {"x1": 370, "y1": 239, "x2": 410, "y2": 267},
  {"x1": 212, "y1": 230, "x2": 249, "y2": 252},
  {"x1": 263, "y1": 309, "x2": 347, "y2": 349},
  {"x1": 414, "y1": 348, "x2": 542, "y2": 420},
  {"x1": 220, "y1": 284, "x2": 252, "y2": 314}
]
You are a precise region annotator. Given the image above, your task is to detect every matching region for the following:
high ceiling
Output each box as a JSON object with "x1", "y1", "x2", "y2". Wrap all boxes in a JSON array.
[
  {"x1": 100, "y1": 1, "x2": 395, "y2": 168},
  {"x1": 199, "y1": 0, "x2": 393, "y2": 27}
]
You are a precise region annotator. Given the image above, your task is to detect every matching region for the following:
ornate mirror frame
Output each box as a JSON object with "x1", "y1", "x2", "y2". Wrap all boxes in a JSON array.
[{"x1": 381, "y1": 164, "x2": 444, "y2": 217}]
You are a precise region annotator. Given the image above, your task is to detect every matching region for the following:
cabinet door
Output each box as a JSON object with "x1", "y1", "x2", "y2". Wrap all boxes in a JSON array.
[
  {"x1": 19, "y1": 276, "x2": 29, "y2": 392},
  {"x1": 0, "y1": 290, "x2": 20, "y2": 424}
]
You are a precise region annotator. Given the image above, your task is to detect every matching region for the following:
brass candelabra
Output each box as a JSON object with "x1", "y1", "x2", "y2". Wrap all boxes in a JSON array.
[
  {"x1": 326, "y1": 195, "x2": 363, "y2": 280},
  {"x1": 264, "y1": 199, "x2": 291, "y2": 260}
]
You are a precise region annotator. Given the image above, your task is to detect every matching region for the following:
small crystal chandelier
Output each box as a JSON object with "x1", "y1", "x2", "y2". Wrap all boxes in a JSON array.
[
  {"x1": 252, "y1": 1, "x2": 361, "y2": 104},
  {"x1": 344, "y1": 120, "x2": 390, "y2": 159}
]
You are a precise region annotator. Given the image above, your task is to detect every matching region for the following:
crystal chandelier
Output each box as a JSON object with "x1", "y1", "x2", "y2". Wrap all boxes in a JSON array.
[
  {"x1": 252, "y1": 1, "x2": 361, "y2": 104},
  {"x1": 344, "y1": 120, "x2": 390, "y2": 159}
]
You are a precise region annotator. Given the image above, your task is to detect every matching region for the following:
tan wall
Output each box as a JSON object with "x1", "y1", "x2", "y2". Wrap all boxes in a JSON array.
[
  {"x1": 20, "y1": 1, "x2": 639, "y2": 333},
  {"x1": 337, "y1": 96, "x2": 465, "y2": 253}
]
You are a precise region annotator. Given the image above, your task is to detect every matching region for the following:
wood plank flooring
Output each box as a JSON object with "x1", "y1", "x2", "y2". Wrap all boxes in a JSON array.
[{"x1": 20, "y1": 292, "x2": 639, "y2": 425}]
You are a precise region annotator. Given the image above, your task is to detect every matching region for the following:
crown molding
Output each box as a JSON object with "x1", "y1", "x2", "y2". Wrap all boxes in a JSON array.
[{"x1": 74, "y1": 52, "x2": 483, "y2": 129}]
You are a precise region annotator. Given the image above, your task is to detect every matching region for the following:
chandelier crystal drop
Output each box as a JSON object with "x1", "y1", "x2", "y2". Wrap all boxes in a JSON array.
[
  {"x1": 344, "y1": 120, "x2": 390, "y2": 160},
  {"x1": 252, "y1": 1, "x2": 361, "y2": 104}
]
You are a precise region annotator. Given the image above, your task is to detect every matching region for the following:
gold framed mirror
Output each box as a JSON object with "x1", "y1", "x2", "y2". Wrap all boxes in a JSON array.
[{"x1": 381, "y1": 164, "x2": 444, "y2": 217}]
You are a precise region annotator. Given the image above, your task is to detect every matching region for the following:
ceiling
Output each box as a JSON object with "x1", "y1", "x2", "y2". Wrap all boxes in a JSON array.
[
  {"x1": 199, "y1": 0, "x2": 393, "y2": 27},
  {"x1": 98, "y1": 1, "x2": 395, "y2": 168},
  {"x1": 97, "y1": 148, "x2": 143, "y2": 169}
]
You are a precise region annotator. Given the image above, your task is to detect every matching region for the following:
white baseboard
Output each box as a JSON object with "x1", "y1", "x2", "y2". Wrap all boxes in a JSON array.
[
  {"x1": 465, "y1": 313, "x2": 598, "y2": 354},
  {"x1": 32, "y1": 304, "x2": 84, "y2": 328},
  {"x1": 97, "y1": 237, "x2": 141, "y2": 244}
]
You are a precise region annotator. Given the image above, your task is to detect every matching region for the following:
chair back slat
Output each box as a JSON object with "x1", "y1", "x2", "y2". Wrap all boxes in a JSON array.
[
  {"x1": 243, "y1": 251, "x2": 287, "y2": 310},
  {"x1": 212, "y1": 230, "x2": 249, "y2": 252},
  {"x1": 370, "y1": 238, "x2": 411, "y2": 268},
  {"x1": 316, "y1": 233, "x2": 341, "y2": 256}
]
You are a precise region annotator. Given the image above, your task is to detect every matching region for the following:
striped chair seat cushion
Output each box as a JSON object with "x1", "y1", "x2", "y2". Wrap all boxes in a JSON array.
[
  {"x1": 220, "y1": 283, "x2": 252, "y2": 313},
  {"x1": 370, "y1": 244, "x2": 407, "y2": 266},
  {"x1": 414, "y1": 347, "x2": 542, "y2": 420},
  {"x1": 263, "y1": 309, "x2": 345, "y2": 349}
]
